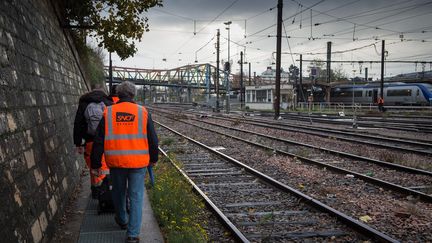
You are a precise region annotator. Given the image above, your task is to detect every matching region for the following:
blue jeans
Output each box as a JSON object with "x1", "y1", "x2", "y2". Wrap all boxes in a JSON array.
[
  {"x1": 147, "y1": 166, "x2": 155, "y2": 186},
  {"x1": 110, "y1": 167, "x2": 146, "y2": 237}
]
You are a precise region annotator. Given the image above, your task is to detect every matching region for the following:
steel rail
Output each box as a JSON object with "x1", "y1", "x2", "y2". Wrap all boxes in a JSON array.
[
  {"x1": 278, "y1": 113, "x2": 432, "y2": 133},
  {"x1": 149, "y1": 107, "x2": 432, "y2": 155},
  {"x1": 155, "y1": 115, "x2": 432, "y2": 203},
  {"x1": 156, "y1": 121, "x2": 399, "y2": 243},
  {"x1": 190, "y1": 117, "x2": 432, "y2": 176},
  {"x1": 223, "y1": 113, "x2": 432, "y2": 147},
  {"x1": 151, "y1": 106, "x2": 432, "y2": 144},
  {"x1": 158, "y1": 148, "x2": 249, "y2": 243},
  {"x1": 250, "y1": 112, "x2": 423, "y2": 132},
  {"x1": 215, "y1": 115, "x2": 432, "y2": 156}
]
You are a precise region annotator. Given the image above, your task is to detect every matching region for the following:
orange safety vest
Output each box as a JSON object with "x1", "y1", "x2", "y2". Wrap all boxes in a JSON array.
[
  {"x1": 104, "y1": 102, "x2": 150, "y2": 168},
  {"x1": 84, "y1": 142, "x2": 109, "y2": 186},
  {"x1": 112, "y1": 96, "x2": 120, "y2": 104},
  {"x1": 378, "y1": 97, "x2": 384, "y2": 104}
]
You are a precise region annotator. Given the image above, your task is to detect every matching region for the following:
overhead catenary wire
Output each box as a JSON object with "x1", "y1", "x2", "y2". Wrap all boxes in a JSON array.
[
  {"x1": 247, "y1": 0, "x2": 326, "y2": 39},
  {"x1": 153, "y1": 8, "x2": 195, "y2": 21},
  {"x1": 281, "y1": 0, "x2": 432, "y2": 52},
  {"x1": 195, "y1": 35, "x2": 216, "y2": 62},
  {"x1": 282, "y1": 20, "x2": 296, "y2": 66},
  {"x1": 328, "y1": 1, "x2": 432, "y2": 36},
  {"x1": 247, "y1": 5, "x2": 277, "y2": 20},
  {"x1": 196, "y1": 35, "x2": 216, "y2": 53},
  {"x1": 242, "y1": 0, "x2": 363, "y2": 47},
  {"x1": 334, "y1": 8, "x2": 432, "y2": 37},
  {"x1": 169, "y1": 0, "x2": 240, "y2": 58},
  {"x1": 221, "y1": 37, "x2": 262, "y2": 51},
  {"x1": 196, "y1": 0, "x2": 240, "y2": 34},
  {"x1": 314, "y1": 0, "x2": 420, "y2": 26},
  {"x1": 147, "y1": 0, "x2": 432, "y2": 76}
]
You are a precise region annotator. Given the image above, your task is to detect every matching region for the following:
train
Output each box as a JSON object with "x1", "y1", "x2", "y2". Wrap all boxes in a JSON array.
[{"x1": 330, "y1": 82, "x2": 432, "y2": 105}]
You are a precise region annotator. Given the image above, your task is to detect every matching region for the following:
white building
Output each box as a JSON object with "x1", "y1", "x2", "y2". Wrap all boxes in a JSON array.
[{"x1": 245, "y1": 84, "x2": 294, "y2": 110}]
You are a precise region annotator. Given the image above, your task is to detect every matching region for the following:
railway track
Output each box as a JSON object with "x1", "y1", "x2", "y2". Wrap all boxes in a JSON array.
[
  {"x1": 214, "y1": 115, "x2": 432, "y2": 156},
  {"x1": 154, "y1": 111, "x2": 432, "y2": 201},
  {"x1": 277, "y1": 113, "x2": 432, "y2": 133},
  {"x1": 151, "y1": 105, "x2": 432, "y2": 156},
  {"x1": 153, "y1": 112, "x2": 432, "y2": 242},
  {"x1": 157, "y1": 122, "x2": 398, "y2": 242}
]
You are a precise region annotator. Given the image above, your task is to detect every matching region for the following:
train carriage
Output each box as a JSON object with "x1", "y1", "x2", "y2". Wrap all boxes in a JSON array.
[{"x1": 331, "y1": 83, "x2": 432, "y2": 105}]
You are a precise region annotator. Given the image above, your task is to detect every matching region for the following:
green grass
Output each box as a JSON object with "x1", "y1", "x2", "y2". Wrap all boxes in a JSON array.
[
  {"x1": 160, "y1": 137, "x2": 175, "y2": 146},
  {"x1": 148, "y1": 156, "x2": 208, "y2": 243}
]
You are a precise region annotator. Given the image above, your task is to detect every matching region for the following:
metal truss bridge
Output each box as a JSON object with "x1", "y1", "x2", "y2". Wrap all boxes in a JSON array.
[{"x1": 104, "y1": 63, "x2": 229, "y2": 92}]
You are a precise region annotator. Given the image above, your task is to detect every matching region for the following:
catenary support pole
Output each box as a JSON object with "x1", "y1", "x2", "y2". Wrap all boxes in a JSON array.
[
  {"x1": 225, "y1": 21, "x2": 232, "y2": 114},
  {"x1": 326, "y1": 41, "x2": 332, "y2": 84},
  {"x1": 240, "y1": 51, "x2": 244, "y2": 110},
  {"x1": 326, "y1": 41, "x2": 332, "y2": 102},
  {"x1": 248, "y1": 62, "x2": 251, "y2": 86},
  {"x1": 380, "y1": 40, "x2": 385, "y2": 102},
  {"x1": 300, "y1": 54, "x2": 304, "y2": 102},
  {"x1": 275, "y1": 0, "x2": 283, "y2": 119},
  {"x1": 216, "y1": 29, "x2": 220, "y2": 112},
  {"x1": 365, "y1": 67, "x2": 368, "y2": 82}
]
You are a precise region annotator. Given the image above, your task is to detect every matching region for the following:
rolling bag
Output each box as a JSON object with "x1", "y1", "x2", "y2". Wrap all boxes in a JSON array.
[{"x1": 97, "y1": 175, "x2": 115, "y2": 214}]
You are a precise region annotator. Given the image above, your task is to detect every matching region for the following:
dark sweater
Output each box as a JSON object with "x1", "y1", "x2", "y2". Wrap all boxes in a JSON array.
[{"x1": 90, "y1": 98, "x2": 159, "y2": 169}]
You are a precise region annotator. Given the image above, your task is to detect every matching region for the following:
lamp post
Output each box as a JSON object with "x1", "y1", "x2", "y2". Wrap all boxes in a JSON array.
[
  {"x1": 224, "y1": 21, "x2": 232, "y2": 113},
  {"x1": 109, "y1": 52, "x2": 113, "y2": 93}
]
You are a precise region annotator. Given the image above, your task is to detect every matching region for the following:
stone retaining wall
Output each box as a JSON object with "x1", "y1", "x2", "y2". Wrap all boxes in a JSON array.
[{"x1": 0, "y1": 0, "x2": 88, "y2": 242}]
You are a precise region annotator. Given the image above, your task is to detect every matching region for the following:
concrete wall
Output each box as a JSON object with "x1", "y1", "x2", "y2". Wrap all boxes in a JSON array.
[{"x1": 0, "y1": 0, "x2": 88, "y2": 242}]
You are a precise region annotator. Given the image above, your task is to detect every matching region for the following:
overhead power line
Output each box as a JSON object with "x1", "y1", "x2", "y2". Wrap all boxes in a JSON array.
[
  {"x1": 335, "y1": 9, "x2": 432, "y2": 37},
  {"x1": 247, "y1": 0, "x2": 326, "y2": 38},
  {"x1": 329, "y1": 1, "x2": 432, "y2": 36},
  {"x1": 153, "y1": 9, "x2": 195, "y2": 21},
  {"x1": 282, "y1": 21, "x2": 296, "y2": 65},
  {"x1": 282, "y1": 0, "x2": 430, "y2": 49},
  {"x1": 315, "y1": 0, "x2": 419, "y2": 26},
  {"x1": 196, "y1": 35, "x2": 216, "y2": 53},
  {"x1": 196, "y1": 0, "x2": 240, "y2": 34},
  {"x1": 247, "y1": 5, "x2": 277, "y2": 20},
  {"x1": 169, "y1": 0, "x2": 239, "y2": 58}
]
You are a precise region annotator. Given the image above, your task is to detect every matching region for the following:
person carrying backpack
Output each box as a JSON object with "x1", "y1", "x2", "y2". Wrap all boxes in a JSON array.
[
  {"x1": 73, "y1": 84, "x2": 113, "y2": 198},
  {"x1": 91, "y1": 81, "x2": 159, "y2": 243}
]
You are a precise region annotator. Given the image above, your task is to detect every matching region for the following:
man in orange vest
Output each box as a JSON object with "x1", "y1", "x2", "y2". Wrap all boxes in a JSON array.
[
  {"x1": 91, "y1": 81, "x2": 159, "y2": 243},
  {"x1": 377, "y1": 96, "x2": 384, "y2": 112}
]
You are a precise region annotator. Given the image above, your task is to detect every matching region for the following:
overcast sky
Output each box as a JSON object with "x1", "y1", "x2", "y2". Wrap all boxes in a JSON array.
[{"x1": 101, "y1": 0, "x2": 432, "y2": 80}]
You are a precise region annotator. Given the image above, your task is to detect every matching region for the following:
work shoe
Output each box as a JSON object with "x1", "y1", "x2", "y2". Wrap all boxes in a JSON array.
[
  {"x1": 114, "y1": 216, "x2": 128, "y2": 230},
  {"x1": 125, "y1": 237, "x2": 139, "y2": 243}
]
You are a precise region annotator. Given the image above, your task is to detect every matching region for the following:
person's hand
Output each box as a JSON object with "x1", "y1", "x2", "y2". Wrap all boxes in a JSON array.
[
  {"x1": 76, "y1": 146, "x2": 84, "y2": 154},
  {"x1": 91, "y1": 169, "x2": 101, "y2": 176}
]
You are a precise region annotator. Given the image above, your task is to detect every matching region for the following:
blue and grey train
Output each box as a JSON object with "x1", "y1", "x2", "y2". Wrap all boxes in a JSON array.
[{"x1": 330, "y1": 83, "x2": 432, "y2": 105}]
